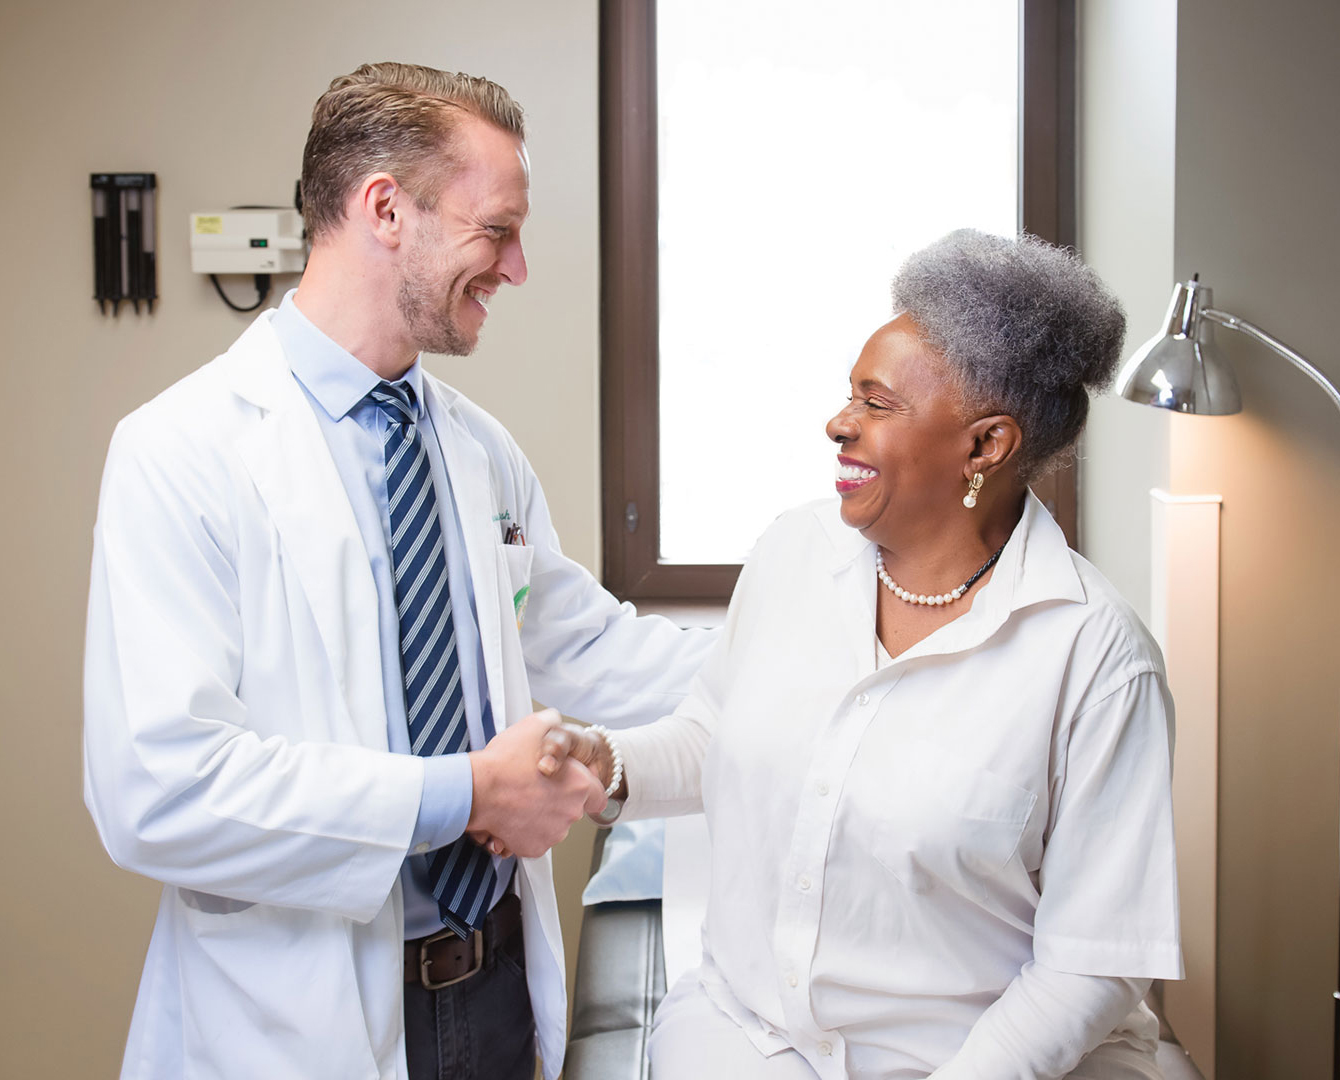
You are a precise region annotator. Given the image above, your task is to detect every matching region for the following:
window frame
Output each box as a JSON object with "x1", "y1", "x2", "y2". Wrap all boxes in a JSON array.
[{"x1": 600, "y1": 0, "x2": 1077, "y2": 600}]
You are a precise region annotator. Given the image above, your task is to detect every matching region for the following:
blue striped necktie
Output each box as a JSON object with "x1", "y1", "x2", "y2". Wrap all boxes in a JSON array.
[{"x1": 368, "y1": 380, "x2": 497, "y2": 938}]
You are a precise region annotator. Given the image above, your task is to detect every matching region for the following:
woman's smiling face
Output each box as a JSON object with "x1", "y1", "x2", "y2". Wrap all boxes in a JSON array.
[{"x1": 825, "y1": 315, "x2": 975, "y2": 542}]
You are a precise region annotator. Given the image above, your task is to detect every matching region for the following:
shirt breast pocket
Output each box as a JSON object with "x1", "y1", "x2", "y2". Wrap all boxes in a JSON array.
[{"x1": 870, "y1": 739, "x2": 1036, "y2": 902}]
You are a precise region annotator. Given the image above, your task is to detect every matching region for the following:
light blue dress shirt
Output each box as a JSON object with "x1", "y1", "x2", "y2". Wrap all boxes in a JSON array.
[{"x1": 271, "y1": 292, "x2": 515, "y2": 939}]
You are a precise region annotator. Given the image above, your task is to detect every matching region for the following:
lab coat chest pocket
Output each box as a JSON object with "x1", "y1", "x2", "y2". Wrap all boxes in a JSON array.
[
  {"x1": 498, "y1": 543, "x2": 534, "y2": 630},
  {"x1": 871, "y1": 740, "x2": 1036, "y2": 901}
]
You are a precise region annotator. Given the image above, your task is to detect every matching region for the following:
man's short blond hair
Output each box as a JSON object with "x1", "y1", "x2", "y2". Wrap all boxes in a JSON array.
[{"x1": 300, "y1": 62, "x2": 525, "y2": 241}]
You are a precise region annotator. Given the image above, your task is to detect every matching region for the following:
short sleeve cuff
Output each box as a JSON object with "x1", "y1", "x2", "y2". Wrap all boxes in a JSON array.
[{"x1": 1034, "y1": 931, "x2": 1184, "y2": 981}]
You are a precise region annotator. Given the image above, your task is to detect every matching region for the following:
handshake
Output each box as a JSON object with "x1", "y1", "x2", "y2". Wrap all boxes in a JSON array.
[{"x1": 464, "y1": 709, "x2": 619, "y2": 859}]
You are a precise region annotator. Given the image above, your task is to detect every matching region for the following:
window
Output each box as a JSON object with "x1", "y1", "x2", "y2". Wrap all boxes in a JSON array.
[{"x1": 601, "y1": 0, "x2": 1076, "y2": 599}]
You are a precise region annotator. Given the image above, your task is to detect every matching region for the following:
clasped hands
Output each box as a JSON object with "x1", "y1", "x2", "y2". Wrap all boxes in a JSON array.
[{"x1": 464, "y1": 709, "x2": 615, "y2": 860}]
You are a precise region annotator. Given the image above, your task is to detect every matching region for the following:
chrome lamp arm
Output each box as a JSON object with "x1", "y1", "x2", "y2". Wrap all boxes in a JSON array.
[{"x1": 1201, "y1": 308, "x2": 1340, "y2": 416}]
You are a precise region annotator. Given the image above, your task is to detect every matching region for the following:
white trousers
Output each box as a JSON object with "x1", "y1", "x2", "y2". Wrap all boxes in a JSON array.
[
  {"x1": 649, "y1": 977, "x2": 821, "y2": 1080},
  {"x1": 647, "y1": 976, "x2": 1164, "y2": 1080}
]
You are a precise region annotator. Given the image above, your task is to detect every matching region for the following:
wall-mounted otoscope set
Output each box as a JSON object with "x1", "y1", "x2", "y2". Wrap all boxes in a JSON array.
[
  {"x1": 91, "y1": 172, "x2": 158, "y2": 314},
  {"x1": 89, "y1": 173, "x2": 308, "y2": 314}
]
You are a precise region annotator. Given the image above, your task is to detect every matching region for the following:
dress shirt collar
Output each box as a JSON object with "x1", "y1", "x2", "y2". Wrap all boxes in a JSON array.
[
  {"x1": 959, "y1": 490, "x2": 1087, "y2": 640},
  {"x1": 819, "y1": 489, "x2": 1083, "y2": 610},
  {"x1": 817, "y1": 489, "x2": 1087, "y2": 668},
  {"x1": 271, "y1": 290, "x2": 425, "y2": 421}
]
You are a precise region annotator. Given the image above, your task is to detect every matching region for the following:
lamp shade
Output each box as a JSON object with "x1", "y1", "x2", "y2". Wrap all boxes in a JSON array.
[{"x1": 1116, "y1": 279, "x2": 1242, "y2": 415}]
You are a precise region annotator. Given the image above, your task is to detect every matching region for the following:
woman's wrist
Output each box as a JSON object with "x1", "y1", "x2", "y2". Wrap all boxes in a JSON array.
[{"x1": 586, "y1": 724, "x2": 625, "y2": 798}]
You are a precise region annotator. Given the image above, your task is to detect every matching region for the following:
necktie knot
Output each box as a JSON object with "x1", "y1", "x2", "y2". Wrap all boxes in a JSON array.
[{"x1": 368, "y1": 380, "x2": 418, "y2": 427}]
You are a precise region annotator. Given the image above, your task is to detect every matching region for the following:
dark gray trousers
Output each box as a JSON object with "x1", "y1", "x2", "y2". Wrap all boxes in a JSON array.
[{"x1": 403, "y1": 928, "x2": 536, "y2": 1080}]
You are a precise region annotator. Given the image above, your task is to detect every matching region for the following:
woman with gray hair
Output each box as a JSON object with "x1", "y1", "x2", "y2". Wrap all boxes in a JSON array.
[{"x1": 543, "y1": 230, "x2": 1181, "y2": 1079}]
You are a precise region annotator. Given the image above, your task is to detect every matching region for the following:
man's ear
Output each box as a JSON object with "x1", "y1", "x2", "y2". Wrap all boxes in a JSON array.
[
  {"x1": 353, "y1": 172, "x2": 404, "y2": 249},
  {"x1": 965, "y1": 414, "x2": 1023, "y2": 480}
]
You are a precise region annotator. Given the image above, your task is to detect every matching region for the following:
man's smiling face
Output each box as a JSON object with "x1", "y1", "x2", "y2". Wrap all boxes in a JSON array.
[{"x1": 397, "y1": 117, "x2": 531, "y2": 356}]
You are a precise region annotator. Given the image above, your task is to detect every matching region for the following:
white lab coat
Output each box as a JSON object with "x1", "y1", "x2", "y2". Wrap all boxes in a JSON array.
[{"x1": 84, "y1": 311, "x2": 711, "y2": 1080}]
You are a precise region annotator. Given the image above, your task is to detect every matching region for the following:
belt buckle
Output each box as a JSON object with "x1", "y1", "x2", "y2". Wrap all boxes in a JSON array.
[{"x1": 419, "y1": 926, "x2": 485, "y2": 990}]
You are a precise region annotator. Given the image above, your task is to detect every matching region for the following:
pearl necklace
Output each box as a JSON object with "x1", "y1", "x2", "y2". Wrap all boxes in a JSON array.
[{"x1": 875, "y1": 543, "x2": 1006, "y2": 606}]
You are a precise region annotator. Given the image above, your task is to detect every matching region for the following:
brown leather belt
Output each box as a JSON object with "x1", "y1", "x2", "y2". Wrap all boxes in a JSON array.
[{"x1": 404, "y1": 892, "x2": 522, "y2": 990}]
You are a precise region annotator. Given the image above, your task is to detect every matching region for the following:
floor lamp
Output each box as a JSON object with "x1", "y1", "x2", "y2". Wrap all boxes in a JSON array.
[{"x1": 1116, "y1": 274, "x2": 1340, "y2": 1076}]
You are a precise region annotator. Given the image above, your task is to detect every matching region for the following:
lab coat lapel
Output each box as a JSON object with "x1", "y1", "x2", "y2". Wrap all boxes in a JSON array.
[
  {"x1": 422, "y1": 382, "x2": 569, "y2": 1063},
  {"x1": 423, "y1": 382, "x2": 511, "y2": 728},
  {"x1": 225, "y1": 317, "x2": 388, "y2": 748}
]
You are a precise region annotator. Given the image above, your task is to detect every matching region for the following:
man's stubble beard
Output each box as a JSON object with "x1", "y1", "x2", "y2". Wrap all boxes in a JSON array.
[{"x1": 396, "y1": 222, "x2": 476, "y2": 358}]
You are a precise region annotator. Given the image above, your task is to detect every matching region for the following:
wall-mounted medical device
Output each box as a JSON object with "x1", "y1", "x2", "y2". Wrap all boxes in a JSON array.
[
  {"x1": 92, "y1": 172, "x2": 157, "y2": 314},
  {"x1": 190, "y1": 208, "x2": 306, "y2": 312},
  {"x1": 189, "y1": 209, "x2": 305, "y2": 275}
]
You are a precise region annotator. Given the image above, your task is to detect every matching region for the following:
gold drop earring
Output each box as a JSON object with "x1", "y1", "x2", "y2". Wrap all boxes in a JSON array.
[{"x1": 963, "y1": 472, "x2": 984, "y2": 509}]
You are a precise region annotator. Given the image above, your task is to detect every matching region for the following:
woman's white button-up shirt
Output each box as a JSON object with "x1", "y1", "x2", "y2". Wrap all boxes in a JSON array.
[{"x1": 618, "y1": 493, "x2": 1182, "y2": 1079}]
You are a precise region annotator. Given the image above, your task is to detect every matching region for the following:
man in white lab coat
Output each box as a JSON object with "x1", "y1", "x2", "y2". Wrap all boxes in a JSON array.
[{"x1": 83, "y1": 63, "x2": 712, "y2": 1080}]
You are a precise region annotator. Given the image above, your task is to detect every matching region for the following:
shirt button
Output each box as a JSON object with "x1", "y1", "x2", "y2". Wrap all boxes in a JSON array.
[
  {"x1": 786, "y1": 972, "x2": 799, "y2": 987},
  {"x1": 798, "y1": 874, "x2": 811, "y2": 891},
  {"x1": 855, "y1": 692, "x2": 870, "y2": 707},
  {"x1": 815, "y1": 781, "x2": 829, "y2": 796},
  {"x1": 413, "y1": 842, "x2": 431, "y2": 855},
  {"x1": 818, "y1": 1041, "x2": 833, "y2": 1056}
]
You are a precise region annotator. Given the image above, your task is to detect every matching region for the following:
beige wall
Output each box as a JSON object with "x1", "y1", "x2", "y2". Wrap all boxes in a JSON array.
[
  {"x1": 1081, "y1": 0, "x2": 1340, "y2": 1075},
  {"x1": 1172, "y1": 1, "x2": 1340, "y2": 1074},
  {"x1": 0, "y1": 2, "x2": 600, "y2": 1074}
]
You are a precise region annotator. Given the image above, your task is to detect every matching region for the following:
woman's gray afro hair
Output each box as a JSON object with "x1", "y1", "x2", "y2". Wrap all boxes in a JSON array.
[{"x1": 890, "y1": 229, "x2": 1126, "y2": 480}]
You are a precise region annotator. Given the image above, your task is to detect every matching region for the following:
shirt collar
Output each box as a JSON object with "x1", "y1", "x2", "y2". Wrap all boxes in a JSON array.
[
  {"x1": 819, "y1": 488, "x2": 1087, "y2": 620},
  {"x1": 968, "y1": 489, "x2": 1087, "y2": 621},
  {"x1": 271, "y1": 290, "x2": 425, "y2": 420},
  {"x1": 898, "y1": 493, "x2": 1084, "y2": 665}
]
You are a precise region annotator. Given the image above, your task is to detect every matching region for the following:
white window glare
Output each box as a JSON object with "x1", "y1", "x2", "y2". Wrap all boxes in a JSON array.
[{"x1": 657, "y1": 0, "x2": 1019, "y2": 563}]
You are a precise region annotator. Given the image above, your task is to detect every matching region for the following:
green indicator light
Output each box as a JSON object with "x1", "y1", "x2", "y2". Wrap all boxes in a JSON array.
[{"x1": 249, "y1": 238, "x2": 269, "y2": 248}]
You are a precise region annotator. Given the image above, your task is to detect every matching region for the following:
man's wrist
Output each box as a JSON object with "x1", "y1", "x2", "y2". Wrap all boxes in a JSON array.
[
  {"x1": 464, "y1": 748, "x2": 492, "y2": 834},
  {"x1": 413, "y1": 753, "x2": 474, "y2": 850}
]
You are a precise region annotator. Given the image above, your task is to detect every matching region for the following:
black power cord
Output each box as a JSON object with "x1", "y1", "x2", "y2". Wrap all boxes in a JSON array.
[{"x1": 210, "y1": 272, "x2": 272, "y2": 313}]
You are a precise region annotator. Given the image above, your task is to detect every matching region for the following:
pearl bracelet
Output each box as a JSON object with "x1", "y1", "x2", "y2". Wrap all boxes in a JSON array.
[{"x1": 587, "y1": 724, "x2": 624, "y2": 799}]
